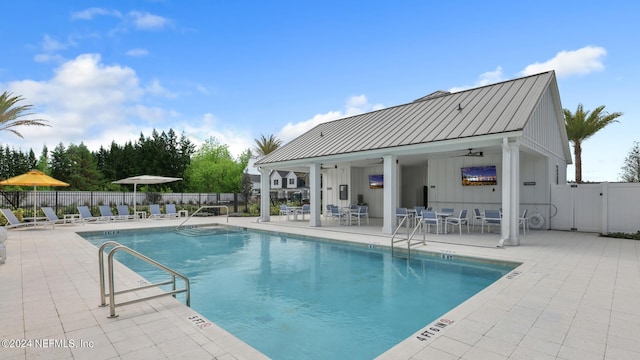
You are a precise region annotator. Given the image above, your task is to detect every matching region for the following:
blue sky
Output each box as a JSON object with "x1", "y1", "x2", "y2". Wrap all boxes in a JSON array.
[{"x1": 0, "y1": 0, "x2": 637, "y2": 181}]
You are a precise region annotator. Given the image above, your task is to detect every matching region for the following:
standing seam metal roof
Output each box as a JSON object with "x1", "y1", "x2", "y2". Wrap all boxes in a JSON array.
[{"x1": 256, "y1": 71, "x2": 555, "y2": 165}]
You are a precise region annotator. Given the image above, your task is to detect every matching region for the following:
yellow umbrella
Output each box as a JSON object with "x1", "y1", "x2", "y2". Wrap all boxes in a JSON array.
[{"x1": 0, "y1": 170, "x2": 70, "y2": 225}]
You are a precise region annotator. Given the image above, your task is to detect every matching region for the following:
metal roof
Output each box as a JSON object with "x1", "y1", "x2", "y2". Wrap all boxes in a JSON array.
[{"x1": 256, "y1": 71, "x2": 557, "y2": 166}]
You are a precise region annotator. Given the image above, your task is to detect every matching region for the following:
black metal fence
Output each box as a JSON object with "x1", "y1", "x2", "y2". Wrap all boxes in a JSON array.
[{"x1": 0, "y1": 190, "x2": 248, "y2": 216}]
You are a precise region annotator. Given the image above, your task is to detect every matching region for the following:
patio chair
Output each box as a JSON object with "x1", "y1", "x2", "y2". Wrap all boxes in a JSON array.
[
  {"x1": 482, "y1": 209, "x2": 501, "y2": 234},
  {"x1": 519, "y1": 209, "x2": 529, "y2": 234},
  {"x1": 328, "y1": 205, "x2": 345, "y2": 224},
  {"x1": 351, "y1": 205, "x2": 369, "y2": 226},
  {"x1": 473, "y1": 208, "x2": 483, "y2": 226},
  {"x1": 42, "y1": 207, "x2": 68, "y2": 228},
  {"x1": 420, "y1": 210, "x2": 440, "y2": 234},
  {"x1": 414, "y1": 206, "x2": 426, "y2": 225},
  {"x1": 279, "y1": 205, "x2": 291, "y2": 221},
  {"x1": 77, "y1": 206, "x2": 102, "y2": 222},
  {"x1": 295, "y1": 204, "x2": 311, "y2": 220},
  {"x1": 165, "y1": 204, "x2": 180, "y2": 218},
  {"x1": 0, "y1": 208, "x2": 40, "y2": 229},
  {"x1": 395, "y1": 208, "x2": 408, "y2": 227},
  {"x1": 445, "y1": 209, "x2": 469, "y2": 235}
]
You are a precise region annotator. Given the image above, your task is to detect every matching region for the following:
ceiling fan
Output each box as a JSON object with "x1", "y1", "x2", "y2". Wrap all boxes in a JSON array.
[{"x1": 464, "y1": 148, "x2": 484, "y2": 157}]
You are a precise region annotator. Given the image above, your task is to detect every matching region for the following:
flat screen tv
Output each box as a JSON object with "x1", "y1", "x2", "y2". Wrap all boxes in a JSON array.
[
  {"x1": 461, "y1": 166, "x2": 497, "y2": 186},
  {"x1": 369, "y1": 174, "x2": 383, "y2": 189}
]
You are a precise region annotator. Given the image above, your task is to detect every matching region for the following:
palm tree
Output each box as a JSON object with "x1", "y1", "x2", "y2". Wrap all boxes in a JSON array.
[
  {"x1": 0, "y1": 91, "x2": 50, "y2": 138},
  {"x1": 253, "y1": 134, "x2": 282, "y2": 156},
  {"x1": 564, "y1": 104, "x2": 622, "y2": 183}
]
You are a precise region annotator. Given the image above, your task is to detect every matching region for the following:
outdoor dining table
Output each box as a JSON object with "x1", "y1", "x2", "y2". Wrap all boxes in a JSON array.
[
  {"x1": 340, "y1": 207, "x2": 352, "y2": 225},
  {"x1": 288, "y1": 206, "x2": 303, "y2": 221}
]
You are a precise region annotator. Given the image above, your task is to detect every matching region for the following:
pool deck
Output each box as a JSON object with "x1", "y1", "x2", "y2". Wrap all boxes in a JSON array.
[{"x1": 1, "y1": 216, "x2": 639, "y2": 359}]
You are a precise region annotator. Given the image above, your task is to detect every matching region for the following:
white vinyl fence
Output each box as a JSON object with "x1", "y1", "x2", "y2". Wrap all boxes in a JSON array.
[{"x1": 551, "y1": 182, "x2": 640, "y2": 234}]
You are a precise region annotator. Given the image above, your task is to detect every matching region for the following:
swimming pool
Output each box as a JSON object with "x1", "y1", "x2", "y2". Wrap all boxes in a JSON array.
[{"x1": 81, "y1": 226, "x2": 518, "y2": 359}]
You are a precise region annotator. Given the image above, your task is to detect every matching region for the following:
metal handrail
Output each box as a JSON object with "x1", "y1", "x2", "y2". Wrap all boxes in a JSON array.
[
  {"x1": 176, "y1": 205, "x2": 229, "y2": 230},
  {"x1": 98, "y1": 241, "x2": 190, "y2": 318},
  {"x1": 391, "y1": 215, "x2": 426, "y2": 258}
]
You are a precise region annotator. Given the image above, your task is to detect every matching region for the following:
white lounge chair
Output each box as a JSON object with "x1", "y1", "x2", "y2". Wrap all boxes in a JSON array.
[
  {"x1": 116, "y1": 205, "x2": 136, "y2": 220},
  {"x1": 99, "y1": 205, "x2": 119, "y2": 221},
  {"x1": 164, "y1": 204, "x2": 180, "y2": 218},
  {"x1": 0, "y1": 208, "x2": 37, "y2": 229},
  {"x1": 77, "y1": 206, "x2": 101, "y2": 222},
  {"x1": 519, "y1": 209, "x2": 529, "y2": 234},
  {"x1": 41, "y1": 207, "x2": 67, "y2": 228},
  {"x1": 149, "y1": 204, "x2": 165, "y2": 219}
]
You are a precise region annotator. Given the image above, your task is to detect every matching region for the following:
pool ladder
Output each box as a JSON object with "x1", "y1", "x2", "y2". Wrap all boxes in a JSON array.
[
  {"x1": 390, "y1": 215, "x2": 424, "y2": 259},
  {"x1": 98, "y1": 241, "x2": 190, "y2": 318},
  {"x1": 175, "y1": 205, "x2": 229, "y2": 233}
]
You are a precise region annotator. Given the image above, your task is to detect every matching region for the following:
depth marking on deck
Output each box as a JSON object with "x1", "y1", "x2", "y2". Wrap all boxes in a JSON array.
[
  {"x1": 505, "y1": 270, "x2": 522, "y2": 279},
  {"x1": 188, "y1": 315, "x2": 213, "y2": 329},
  {"x1": 415, "y1": 318, "x2": 454, "y2": 342}
]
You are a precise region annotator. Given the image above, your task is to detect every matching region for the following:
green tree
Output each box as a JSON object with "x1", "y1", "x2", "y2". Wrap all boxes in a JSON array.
[
  {"x1": 564, "y1": 104, "x2": 623, "y2": 183},
  {"x1": 253, "y1": 134, "x2": 282, "y2": 156},
  {"x1": 620, "y1": 141, "x2": 640, "y2": 182},
  {"x1": 185, "y1": 138, "x2": 251, "y2": 193},
  {"x1": 0, "y1": 91, "x2": 50, "y2": 138}
]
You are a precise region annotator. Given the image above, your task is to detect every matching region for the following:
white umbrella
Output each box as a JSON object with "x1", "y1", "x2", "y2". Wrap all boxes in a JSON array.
[{"x1": 112, "y1": 175, "x2": 182, "y2": 213}]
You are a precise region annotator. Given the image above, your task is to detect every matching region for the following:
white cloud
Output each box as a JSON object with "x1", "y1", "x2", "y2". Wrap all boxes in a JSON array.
[
  {"x1": 276, "y1": 95, "x2": 383, "y2": 142},
  {"x1": 126, "y1": 48, "x2": 149, "y2": 57},
  {"x1": 71, "y1": 8, "x2": 122, "y2": 20},
  {"x1": 129, "y1": 11, "x2": 171, "y2": 30},
  {"x1": 449, "y1": 66, "x2": 505, "y2": 92},
  {"x1": 0, "y1": 53, "x2": 153, "y2": 152},
  {"x1": 520, "y1": 45, "x2": 606, "y2": 78},
  {"x1": 145, "y1": 79, "x2": 176, "y2": 98}
]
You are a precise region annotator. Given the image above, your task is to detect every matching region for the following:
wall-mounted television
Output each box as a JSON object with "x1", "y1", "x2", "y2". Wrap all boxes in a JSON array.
[
  {"x1": 461, "y1": 166, "x2": 497, "y2": 186},
  {"x1": 369, "y1": 174, "x2": 383, "y2": 189}
]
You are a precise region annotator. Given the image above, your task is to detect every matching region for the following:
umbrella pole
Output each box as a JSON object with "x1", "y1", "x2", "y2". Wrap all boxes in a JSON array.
[
  {"x1": 133, "y1": 184, "x2": 137, "y2": 214},
  {"x1": 33, "y1": 185, "x2": 37, "y2": 225}
]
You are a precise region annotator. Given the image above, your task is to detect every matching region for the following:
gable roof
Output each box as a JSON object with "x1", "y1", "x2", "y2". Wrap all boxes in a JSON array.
[{"x1": 257, "y1": 71, "x2": 561, "y2": 166}]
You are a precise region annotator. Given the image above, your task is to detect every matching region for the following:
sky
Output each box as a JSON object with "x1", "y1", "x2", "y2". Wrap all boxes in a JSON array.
[{"x1": 1, "y1": 0, "x2": 638, "y2": 181}]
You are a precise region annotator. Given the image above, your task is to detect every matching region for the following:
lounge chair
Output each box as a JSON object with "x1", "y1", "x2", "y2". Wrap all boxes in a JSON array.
[
  {"x1": 77, "y1": 206, "x2": 101, "y2": 222},
  {"x1": 164, "y1": 204, "x2": 180, "y2": 218},
  {"x1": 41, "y1": 207, "x2": 68, "y2": 228},
  {"x1": 116, "y1": 205, "x2": 136, "y2": 220},
  {"x1": 99, "y1": 205, "x2": 119, "y2": 221},
  {"x1": 0, "y1": 208, "x2": 45, "y2": 229},
  {"x1": 149, "y1": 204, "x2": 165, "y2": 219}
]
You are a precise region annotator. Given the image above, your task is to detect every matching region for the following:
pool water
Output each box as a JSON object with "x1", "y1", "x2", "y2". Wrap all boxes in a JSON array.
[{"x1": 81, "y1": 227, "x2": 518, "y2": 359}]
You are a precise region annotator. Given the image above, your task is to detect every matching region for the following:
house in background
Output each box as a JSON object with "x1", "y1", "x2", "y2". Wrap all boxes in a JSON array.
[
  {"x1": 255, "y1": 71, "x2": 572, "y2": 246},
  {"x1": 269, "y1": 171, "x2": 309, "y2": 201}
]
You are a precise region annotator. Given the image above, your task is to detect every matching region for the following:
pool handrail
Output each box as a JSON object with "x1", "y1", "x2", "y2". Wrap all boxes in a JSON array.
[
  {"x1": 98, "y1": 241, "x2": 190, "y2": 318},
  {"x1": 175, "y1": 205, "x2": 229, "y2": 231}
]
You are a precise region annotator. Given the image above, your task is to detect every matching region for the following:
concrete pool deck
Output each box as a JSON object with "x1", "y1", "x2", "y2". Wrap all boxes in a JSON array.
[{"x1": 1, "y1": 216, "x2": 639, "y2": 359}]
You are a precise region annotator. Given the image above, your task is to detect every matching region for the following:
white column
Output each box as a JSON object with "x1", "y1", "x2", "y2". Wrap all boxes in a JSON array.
[
  {"x1": 499, "y1": 139, "x2": 512, "y2": 246},
  {"x1": 382, "y1": 155, "x2": 398, "y2": 234},
  {"x1": 509, "y1": 141, "x2": 520, "y2": 245},
  {"x1": 499, "y1": 139, "x2": 520, "y2": 246},
  {"x1": 259, "y1": 168, "x2": 271, "y2": 222},
  {"x1": 309, "y1": 163, "x2": 322, "y2": 227}
]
